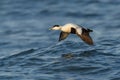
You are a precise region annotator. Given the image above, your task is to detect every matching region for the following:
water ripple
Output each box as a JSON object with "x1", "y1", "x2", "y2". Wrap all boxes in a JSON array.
[{"x1": 0, "y1": 0, "x2": 120, "y2": 80}]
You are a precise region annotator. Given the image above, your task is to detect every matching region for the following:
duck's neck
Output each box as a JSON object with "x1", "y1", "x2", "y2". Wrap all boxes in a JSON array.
[{"x1": 58, "y1": 26, "x2": 62, "y2": 30}]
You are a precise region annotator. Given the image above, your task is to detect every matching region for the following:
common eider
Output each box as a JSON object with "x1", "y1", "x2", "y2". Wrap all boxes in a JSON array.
[{"x1": 49, "y1": 23, "x2": 94, "y2": 45}]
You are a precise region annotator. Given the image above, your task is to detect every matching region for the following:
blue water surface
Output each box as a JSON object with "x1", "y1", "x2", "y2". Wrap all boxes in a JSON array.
[{"x1": 0, "y1": 0, "x2": 120, "y2": 80}]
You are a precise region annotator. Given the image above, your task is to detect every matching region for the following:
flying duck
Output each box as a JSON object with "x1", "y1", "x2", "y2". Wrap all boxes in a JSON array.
[{"x1": 49, "y1": 23, "x2": 94, "y2": 45}]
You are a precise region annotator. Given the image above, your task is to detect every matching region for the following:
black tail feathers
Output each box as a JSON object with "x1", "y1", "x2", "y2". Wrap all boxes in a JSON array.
[{"x1": 87, "y1": 29, "x2": 93, "y2": 32}]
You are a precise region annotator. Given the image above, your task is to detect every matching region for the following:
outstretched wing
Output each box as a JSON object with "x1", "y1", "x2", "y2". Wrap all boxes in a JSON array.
[
  {"x1": 59, "y1": 32, "x2": 69, "y2": 41},
  {"x1": 77, "y1": 32, "x2": 94, "y2": 45}
]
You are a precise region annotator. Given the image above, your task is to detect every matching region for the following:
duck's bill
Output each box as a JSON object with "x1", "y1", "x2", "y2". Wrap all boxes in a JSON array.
[{"x1": 49, "y1": 28, "x2": 52, "y2": 30}]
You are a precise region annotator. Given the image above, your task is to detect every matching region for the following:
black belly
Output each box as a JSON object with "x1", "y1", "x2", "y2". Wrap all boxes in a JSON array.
[{"x1": 70, "y1": 28, "x2": 76, "y2": 34}]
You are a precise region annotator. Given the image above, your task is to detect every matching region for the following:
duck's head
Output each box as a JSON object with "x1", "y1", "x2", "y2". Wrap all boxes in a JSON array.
[{"x1": 49, "y1": 25, "x2": 61, "y2": 30}]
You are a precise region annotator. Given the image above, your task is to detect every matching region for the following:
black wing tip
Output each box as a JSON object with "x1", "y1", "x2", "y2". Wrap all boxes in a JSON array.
[
  {"x1": 77, "y1": 33, "x2": 94, "y2": 45},
  {"x1": 85, "y1": 37, "x2": 94, "y2": 45}
]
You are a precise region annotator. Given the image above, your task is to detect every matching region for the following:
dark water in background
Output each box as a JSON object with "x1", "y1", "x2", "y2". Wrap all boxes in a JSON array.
[{"x1": 0, "y1": 0, "x2": 120, "y2": 80}]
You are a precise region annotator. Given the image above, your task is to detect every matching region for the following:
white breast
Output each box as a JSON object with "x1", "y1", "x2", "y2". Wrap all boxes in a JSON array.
[
  {"x1": 61, "y1": 23, "x2": 82, "y2": 35},
  {"x1": 61, "y1": 25, "x2": 71, "y2": 33}
]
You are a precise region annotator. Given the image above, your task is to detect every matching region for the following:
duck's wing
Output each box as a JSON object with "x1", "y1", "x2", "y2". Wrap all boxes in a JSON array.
[
  {"x1": 59, "y1": 31, "x2": 69, "y2": 41},
  {"x1": 76, "y1": 28, "x2": 94, "y2": 45}
]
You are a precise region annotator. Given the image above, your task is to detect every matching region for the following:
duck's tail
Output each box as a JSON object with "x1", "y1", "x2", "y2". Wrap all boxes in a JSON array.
[{"x1": 87, "y1": 29, "x2": 93, "y2": 32}]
